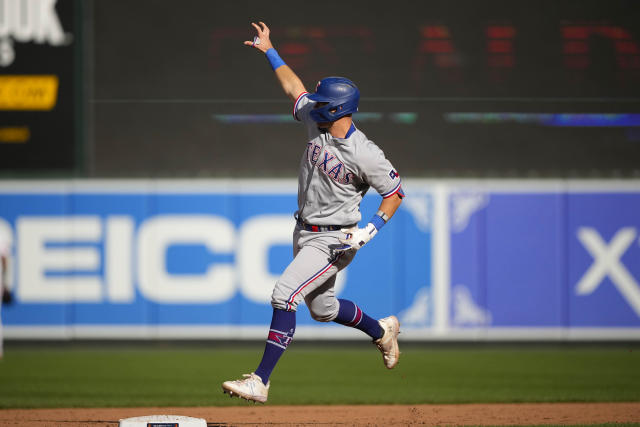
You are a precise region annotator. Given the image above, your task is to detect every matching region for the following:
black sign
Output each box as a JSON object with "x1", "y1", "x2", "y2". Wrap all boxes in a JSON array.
[{"x1": 0, "y1": 0, "x2": 78, "y2": 174}]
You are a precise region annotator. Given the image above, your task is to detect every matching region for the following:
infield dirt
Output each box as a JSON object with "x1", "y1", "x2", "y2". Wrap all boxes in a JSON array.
[{"x1": 1, "y1": 402, "x2": 639, "y2": 426}]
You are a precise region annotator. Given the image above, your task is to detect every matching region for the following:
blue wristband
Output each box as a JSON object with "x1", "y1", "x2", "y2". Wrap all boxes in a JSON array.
[
  {"x1": 265, "y1": 48, "x2": 286, "y2": 71},
  {"x1": 369, "y1": 214, "x2": 386, "y2": 231}
]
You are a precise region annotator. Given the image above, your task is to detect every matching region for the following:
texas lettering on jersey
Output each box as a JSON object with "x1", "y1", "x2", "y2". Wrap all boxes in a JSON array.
[{"x1": 306, "y1": 142, "x2": 354, "y2": 185}]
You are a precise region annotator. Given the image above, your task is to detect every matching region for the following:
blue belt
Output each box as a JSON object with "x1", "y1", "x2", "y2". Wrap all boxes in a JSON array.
[{"x1": 296, "y1": 219, "x2": 346, "y2": 232}]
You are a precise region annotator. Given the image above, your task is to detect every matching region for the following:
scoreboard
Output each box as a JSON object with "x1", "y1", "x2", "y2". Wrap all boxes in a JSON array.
[
  {"x1": 91, "y1": 0, "x2": 640, "y2": 177},
  {"x1": 2, "y1": 0, "x2": 640, "y2": 177}
]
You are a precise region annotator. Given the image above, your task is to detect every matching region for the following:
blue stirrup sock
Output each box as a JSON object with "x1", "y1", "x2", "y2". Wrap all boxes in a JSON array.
[
  {"x1": 333, "y1": 299, "x2": 384, "y2": 340},
  {"x1": 254, "y1": 308, "x2": 296, "y2": 385}
]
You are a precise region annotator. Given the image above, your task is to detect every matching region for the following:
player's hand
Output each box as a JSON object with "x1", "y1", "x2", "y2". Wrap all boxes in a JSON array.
[
  {"x1": 244, "y1": 21, "x2": 274, "y2": 53},
  {"x1": 335, "y1": 224, "x2": 378, "y2": 253}
]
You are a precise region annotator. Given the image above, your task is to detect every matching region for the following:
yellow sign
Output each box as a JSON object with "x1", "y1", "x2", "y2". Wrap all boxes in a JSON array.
[
  {"x1": 0, "y1": 127, "x2": 30, "y2": 143},
  {"x1": 0, "y1": 75, "x2": 59, "y2": 110}
]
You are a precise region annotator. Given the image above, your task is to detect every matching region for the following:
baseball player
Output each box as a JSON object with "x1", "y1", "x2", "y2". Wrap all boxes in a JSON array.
[
  {"x1": 0, "y1": 233, "x2": 11, "y2": 359},
  {"x1": 222, "y1": 22, "x2": 405, "y2": 403}
]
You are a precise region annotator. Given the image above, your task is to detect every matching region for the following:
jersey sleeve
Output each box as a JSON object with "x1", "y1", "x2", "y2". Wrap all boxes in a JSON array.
[
  {"x1": 293, "y1": 92, "x2": 314, "y2": 122},
  {"x1": 359, "y1": 141, "x2": 405, "y2": 199}
]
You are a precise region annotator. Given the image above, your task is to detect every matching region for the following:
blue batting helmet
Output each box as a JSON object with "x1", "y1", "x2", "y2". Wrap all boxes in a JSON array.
[{"x1": 308, "y1": 76, "x2": 360, "y2": 123}]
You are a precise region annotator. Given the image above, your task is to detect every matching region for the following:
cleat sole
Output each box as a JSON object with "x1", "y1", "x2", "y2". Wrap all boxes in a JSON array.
[{"x1": 222, "y1": 386, "x2": 266, "y2": 403}]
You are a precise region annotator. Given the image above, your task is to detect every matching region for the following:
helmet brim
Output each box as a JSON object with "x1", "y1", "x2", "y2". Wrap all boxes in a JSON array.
[{"x1": 307, "y1": 92, "x2": 332, "y2": 103}]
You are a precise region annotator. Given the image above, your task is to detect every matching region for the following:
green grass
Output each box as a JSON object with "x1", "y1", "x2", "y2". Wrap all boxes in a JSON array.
[
  {"x1": 518, "y1": 425, "x2": 640, "y2": 427},
  {"x1": 0, "y1": 344, "x2": 638, "y2": 408},
  {"x1": 480, "y1": 425, "x2": 640, "y2": 427}
]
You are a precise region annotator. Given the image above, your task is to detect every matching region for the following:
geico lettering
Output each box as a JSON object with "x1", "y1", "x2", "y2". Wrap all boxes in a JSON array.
[
  {"x1": 237, "y1": 215, "x2": 295, "y2": 303},
  {"x1": 137, "y1": 215, "x2": 236, "y2": 303},
  {"x1": 17, "y1": 216, "x2": 103, "y2": 302},
  {"x1": 0, "y1": 0, "x2": 67, "y2": 44},
  {"x1": 9, "y1": 214, "x2": 348, "y2": 304},
  {"x1": 106, "y1": 216, "x2": 134, "y2": 302}
]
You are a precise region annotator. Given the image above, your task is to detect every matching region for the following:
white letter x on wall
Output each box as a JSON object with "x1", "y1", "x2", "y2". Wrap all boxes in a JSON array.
[{"x1": 576, "y1": 227, "x2": 640, "y2": 317}]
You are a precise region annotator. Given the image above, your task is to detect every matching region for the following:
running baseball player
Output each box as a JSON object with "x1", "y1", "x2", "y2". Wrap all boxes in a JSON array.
[
  {"x1": 0, "y1": 233, "x2": 11, "y2": 359},
  {"x1": 222, "y1": 22, "x2": 405, "y2": 403}
]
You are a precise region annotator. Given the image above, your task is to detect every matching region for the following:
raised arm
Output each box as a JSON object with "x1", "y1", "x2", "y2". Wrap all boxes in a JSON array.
[{"x1": 244, "y1": 22, "x2": 307, "y2": 102}]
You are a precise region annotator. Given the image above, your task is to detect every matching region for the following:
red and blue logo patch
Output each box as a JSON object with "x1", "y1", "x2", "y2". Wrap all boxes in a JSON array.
[{"x1": 267, "y1": 329, "x2": 293, "y2": 348}]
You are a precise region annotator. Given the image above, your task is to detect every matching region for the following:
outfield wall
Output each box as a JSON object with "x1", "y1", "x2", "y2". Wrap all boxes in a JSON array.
[{"x1": 1, "y1": 179, "x2": 639, "y2": 341}]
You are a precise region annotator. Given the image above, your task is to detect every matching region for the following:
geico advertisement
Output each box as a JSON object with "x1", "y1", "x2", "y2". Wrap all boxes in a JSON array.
[
  {"x1": 0, "y1": 183, "x2": 433, "y2": 331},
  {"x1": 3, "y1": 181, "x2": 639, "y2": 338}
]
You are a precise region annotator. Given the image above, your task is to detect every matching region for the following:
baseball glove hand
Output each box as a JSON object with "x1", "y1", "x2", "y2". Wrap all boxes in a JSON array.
[{"x1": 335, "y1": 223, "x2": 378, "y2": 253}]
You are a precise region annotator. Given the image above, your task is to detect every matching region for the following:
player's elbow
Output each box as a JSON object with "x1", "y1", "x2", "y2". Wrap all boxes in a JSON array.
[{"x1": 387, "y1": 193, "x2": 404, "y2": 208}]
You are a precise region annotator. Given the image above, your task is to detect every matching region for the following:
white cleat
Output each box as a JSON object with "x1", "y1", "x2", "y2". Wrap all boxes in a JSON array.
[
  {"x1": 374, "y1": 315, "x2": 400, "y2": 369},
  {"x1": 222, "y1": 372, "x2": 270, "y2": 403}
]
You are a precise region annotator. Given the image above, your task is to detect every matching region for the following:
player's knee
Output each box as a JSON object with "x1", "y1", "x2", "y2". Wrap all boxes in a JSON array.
[
  {"x1": 309, "y1": 304, "x2": 339, "y2": 323},
  {"x1": 309, "y1": 310, "x2": 334, "y2": 322},
  {"x1": 271, "y1": 295, "x2": 295, "y2": 311},
  {"x1": 271, "y1": 287, "x2": 297, "y2": 312}
]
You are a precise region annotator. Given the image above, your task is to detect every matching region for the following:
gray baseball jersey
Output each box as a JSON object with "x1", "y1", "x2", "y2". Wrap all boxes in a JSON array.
[
  {"x1": 270, "y1": 92, "x2": 404, "y2": 318},
  {"x1": 293, "y1": 93, "x2": 403, "y2": 226}
]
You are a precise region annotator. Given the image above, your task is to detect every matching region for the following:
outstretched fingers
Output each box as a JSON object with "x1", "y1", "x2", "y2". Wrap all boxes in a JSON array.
[{"x1": 244, "y1": 21, "x2": 272, "y2": 51}]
